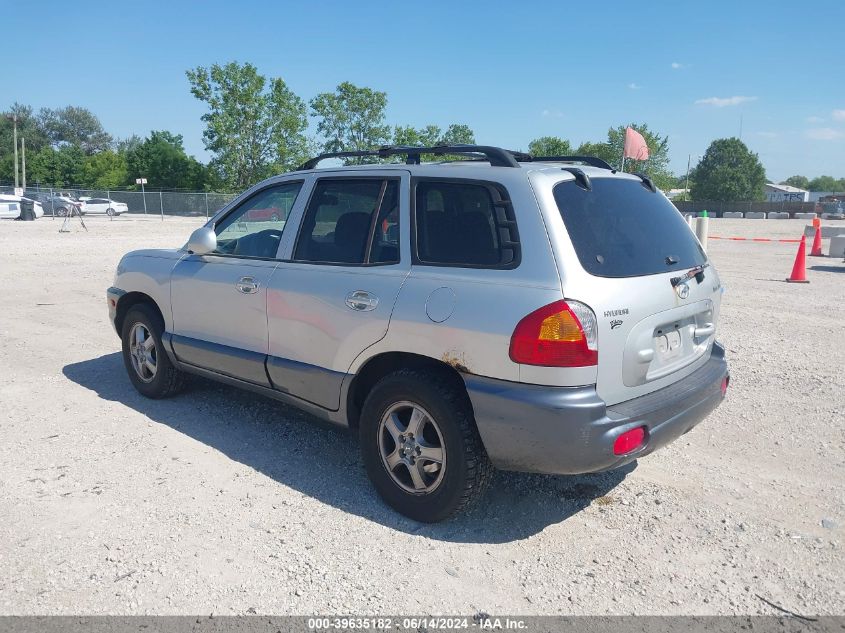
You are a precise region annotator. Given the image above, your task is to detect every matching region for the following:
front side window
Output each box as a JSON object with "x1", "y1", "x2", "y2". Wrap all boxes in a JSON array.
[
  {"x1": 294, "y1": 178, "x2": 400, "y2": 265},
  {"x1": 415, "y1": 179, "x2": 520, "y2": 268},
  {"x1": 214, "y1": 181, "x2": 302, "y2": 259}
]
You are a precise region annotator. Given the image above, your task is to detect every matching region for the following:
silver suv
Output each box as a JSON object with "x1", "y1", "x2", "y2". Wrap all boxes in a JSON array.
[{"x1": 107, "y1": 145, "x2": 729, "y2": 522}]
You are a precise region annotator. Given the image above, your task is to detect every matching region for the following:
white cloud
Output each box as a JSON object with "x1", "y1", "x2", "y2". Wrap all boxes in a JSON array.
[
  {"x1": 541, "y1": 109, "x2": 564, "y2": 119},
  {"x1": 806, "y1": 116, "x2": 825, "y2": 123},
  {"x1": 695, "y1": 96, "x2": 758, "y2": 107},
  {"x1": 628, "y1": 82, "x2": 641, "y2": 90},
  {"x1": 805, "y1": 127, "x2": 843, "y2": 141},
  {"x1": 671, "y1": 62, "x2": 685, "y2": 69},
  {"x1": 832, "y1": 109, "x2": 845, "y2": 121}
]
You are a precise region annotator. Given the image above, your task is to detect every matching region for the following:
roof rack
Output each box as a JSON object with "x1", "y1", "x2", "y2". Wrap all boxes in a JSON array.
[
  {"x1": 297, "y1": 145, "x2": 613, "y2": 171},
  {"x1": 524, "y1": 155, "x2": 613, "y2": 170},
  {"x1": 298, "y1": 144, "x2": 522, "y2": 170}
]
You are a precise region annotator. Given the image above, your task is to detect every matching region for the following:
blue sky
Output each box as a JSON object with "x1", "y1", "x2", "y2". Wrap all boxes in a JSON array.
[{"x1": 5, "y1": 0, "x2": 844, "y2": 181}]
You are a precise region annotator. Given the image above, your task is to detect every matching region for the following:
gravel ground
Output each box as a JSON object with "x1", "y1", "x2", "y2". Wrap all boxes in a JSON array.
[{"x1": 0, "y1": 215, "x2": 843, "y2": 616}]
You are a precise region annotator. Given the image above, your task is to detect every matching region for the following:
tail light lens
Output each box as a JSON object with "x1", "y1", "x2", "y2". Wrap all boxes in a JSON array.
[{"x1": 509, "y1": 300, "x2": 598, "y2": 367}]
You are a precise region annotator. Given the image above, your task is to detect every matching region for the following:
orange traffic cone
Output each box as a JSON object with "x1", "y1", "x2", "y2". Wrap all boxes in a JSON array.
[
  {"x1": 786, "y1": 235, "x2": 810, "y2": 283},
  {"x1": 809, "y1": 225, "x2": 824, "y2": 256}
]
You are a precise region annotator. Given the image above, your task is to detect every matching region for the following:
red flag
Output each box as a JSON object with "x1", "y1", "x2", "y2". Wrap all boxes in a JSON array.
[{"x1": 623, "y1": 127, "x2": 649, "y2": 160}]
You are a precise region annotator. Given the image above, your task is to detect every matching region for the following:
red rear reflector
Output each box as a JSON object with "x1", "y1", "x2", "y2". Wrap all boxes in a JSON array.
[
  {"x1": 509, "y1": 300, "x2": 597, "y2": 367},
  {"x1": 720, "y1": 376, "x2": 729, "y2": 396},
  {"x1": 613, "y1": 426, "x2": 647, "y2": 455}
]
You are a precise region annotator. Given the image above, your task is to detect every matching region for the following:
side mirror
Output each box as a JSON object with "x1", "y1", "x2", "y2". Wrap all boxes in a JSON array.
[{"x1": 185, "y1": 227, "x2": 217, "y2": 255}]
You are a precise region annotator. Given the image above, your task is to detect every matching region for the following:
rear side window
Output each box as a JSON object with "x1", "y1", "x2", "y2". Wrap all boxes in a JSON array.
[
  {"x1": 294, "y1": 178, "x2": 399, "y2": 265},
  {"x1": 414, "y1": 179, "x2": 520, "y2": 268},
  {"x1": 553, "y1": 178, "x2": 706, "y2": 277}
]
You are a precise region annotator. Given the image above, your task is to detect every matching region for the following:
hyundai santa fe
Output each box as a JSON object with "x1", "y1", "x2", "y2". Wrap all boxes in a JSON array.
[{"x1": 107, "y1": 145, "x2": 729, "y2": 522}]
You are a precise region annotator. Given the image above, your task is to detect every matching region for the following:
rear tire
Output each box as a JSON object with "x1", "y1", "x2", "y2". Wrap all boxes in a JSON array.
[
  {"x1": 121, "y1": 303, "x2": 185, "y2": 399},
  {"x1": 107, "y1": 208, "x2": 115, "y2": 217},
  {"x1": 360, "y1": 369, "x2": 493, "y2": 522}
]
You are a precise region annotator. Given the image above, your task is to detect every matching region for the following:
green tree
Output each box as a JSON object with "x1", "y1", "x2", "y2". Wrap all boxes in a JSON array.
[
  {"x1": 38, "y1": 106, "x2": 112, "y2": 153},
  {"x1": 807, "y1": 175, "x2": 844, "y2": 192},
  {"x1": 392, "y1": 124, "x2": 441, "y2": 147},
  {"x1": 528, "y1": 136, "x2": 573, "y2": 156},
  {"x1": 125, "y1": 131, "x2": 206, "y2": 190},
  {"x1": 310, "y1": 81, "x2": 390, "y2": 161},
  {"x1": 28, "y1": 145, "x2": 87, "y2": 187},
  {"x1": 0, "y1": 103, "x2": 52, "y2": 184},
  {"x1": 574, "y1": 141, "x2": 617, "y2": 167},
  {"x1": 390, "y1": 123, "x2": 476, "y2": 161},
  {"x1": 782, "y1": 175, "x2": 809, "y2": 189},
  {"x1": 82, "y1": 150, "x2": 128, "y2": 189},
  {"x1": 439, "y1": 124, "x2": 475, "y2": 145},
  {"x1": 690, "y1": 137, "x2": 766, "y2": 201},
  {"x1": 187, "y1": 61, "x2": 308, "y2": 190},
  {"x1": 607, "y1": 123, "x2": 673, "y2": 189}
]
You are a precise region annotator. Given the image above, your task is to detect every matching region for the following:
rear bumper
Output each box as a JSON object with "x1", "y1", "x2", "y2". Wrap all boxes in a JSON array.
[{"x1": 465, "y1": 344, "x2": 728, "y2": 475}]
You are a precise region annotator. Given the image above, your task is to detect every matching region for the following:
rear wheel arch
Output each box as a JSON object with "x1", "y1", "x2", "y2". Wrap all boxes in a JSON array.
[{"x1": 346, "y1": 352, "x2": 471, "y2": 430}]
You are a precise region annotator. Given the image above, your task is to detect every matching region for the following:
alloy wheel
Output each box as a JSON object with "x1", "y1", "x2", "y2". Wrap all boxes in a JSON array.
[
  {"x1": 128, "y1": 322, "x2": 157, "y2": 383},
  {"x1": 378, "y1": 401, "x2": 447, "y2": 495}
]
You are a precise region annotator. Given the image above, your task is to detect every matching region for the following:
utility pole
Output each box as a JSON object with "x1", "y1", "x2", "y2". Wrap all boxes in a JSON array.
[
  {"x1": 684, "y1": 154, "x2": 691, "y2": 198},
  {"x1": 21, "y1": 137, "x2": 26, "y2": 191},
  {"x1": 5, "y1": 114, "x2": 19, "y2": 188}
]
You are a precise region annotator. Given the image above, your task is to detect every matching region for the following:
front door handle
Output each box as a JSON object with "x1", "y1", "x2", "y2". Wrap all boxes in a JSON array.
[
  {"x1": 345, "y1": 290, "x2": 379, "y2": 311},
  {"x1": 236, "y1": 276, "x2": 260, "y2": 294}
]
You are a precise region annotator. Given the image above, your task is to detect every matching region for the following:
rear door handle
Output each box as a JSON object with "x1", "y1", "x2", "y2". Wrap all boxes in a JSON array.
[
  {"x1": 236, "y1": 276, "x2": 260, "y2": 294},
  {"x1": 345, "y1": 290, "x2": 379, "y2": 311}
]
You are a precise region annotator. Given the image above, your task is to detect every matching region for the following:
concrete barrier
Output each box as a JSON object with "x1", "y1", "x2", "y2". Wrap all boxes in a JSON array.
[
  {"x1": 804, "y1": 225, "x2": 845, "y2": 238},
  {"x1": 794, "y1": 212, "x2": 817, "y2": 220},
  {"x1": 746, "y1": 212, "x2": 766, "y2": 219},
  {"x1": 829, "y1": 236, "x2": 845, "y2": 259},
  {"x1": 695, "y1": 216, "x2": 709, "y2": 251},
  {"x1": 722, "y1": 211, "x2": 744, "y2": 218},
  {"x1": 821, "y1": 213, "x2": 845, "y2": 220},
  {"x1": 767, "y1": 212, "x2": 790, "y2": 219}
]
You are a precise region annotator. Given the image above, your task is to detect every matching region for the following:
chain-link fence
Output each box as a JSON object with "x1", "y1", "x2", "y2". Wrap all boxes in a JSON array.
[{"x1": 2, "y1": 183, "x2": 238, "y2": 219}]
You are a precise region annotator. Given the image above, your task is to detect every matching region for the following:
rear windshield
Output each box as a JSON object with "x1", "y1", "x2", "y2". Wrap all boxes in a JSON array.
[{"x1": 553, "y1": 177, "x2": 706, "y2": 277}]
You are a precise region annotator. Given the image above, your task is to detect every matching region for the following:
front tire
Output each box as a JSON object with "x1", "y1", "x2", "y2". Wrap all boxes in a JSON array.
[
  {"x1": 121, "y1": 304, "x2": 185, "y2": 398},
  {"x1": 360, "y1": 369, "x2": 493, "y2": 522}
]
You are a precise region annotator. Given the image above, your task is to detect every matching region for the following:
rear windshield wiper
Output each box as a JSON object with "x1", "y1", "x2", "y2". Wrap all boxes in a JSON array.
[{"x1": 670, "y1": 263, "x2": 709, "y2": 287}]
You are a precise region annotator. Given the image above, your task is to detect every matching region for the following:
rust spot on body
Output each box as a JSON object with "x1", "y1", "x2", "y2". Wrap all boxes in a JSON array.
[{"x1": 441, "y1": 350, "x2": 471, "y2": 374}]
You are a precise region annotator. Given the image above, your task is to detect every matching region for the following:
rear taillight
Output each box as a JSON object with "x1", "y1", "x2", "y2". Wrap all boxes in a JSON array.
[{"x1": 509, "y1": 300, "x2": 598, "y2": 367}]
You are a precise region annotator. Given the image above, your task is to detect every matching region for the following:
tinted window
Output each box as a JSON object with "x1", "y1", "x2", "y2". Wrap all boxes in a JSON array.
[
  {"x1": 415, "y1": 180, "x2": 519, "y2": 267},
  {"x1": 553, "y1": 177, "x2": 706, "y2": 278},
  {"x1": 214, "y1": 181, "x2": 302, "y2": 258},
  {"x1": 294, "y1": 179, "x2": 398, "y2": 265},
  {"x1": 370, "y1": 180, "x2": 400, "y2": 264}
]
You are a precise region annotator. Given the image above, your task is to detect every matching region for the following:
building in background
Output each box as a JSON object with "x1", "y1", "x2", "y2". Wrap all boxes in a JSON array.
[{"x1": 764, "y1": 183, "x2": 809, "y2": 202}]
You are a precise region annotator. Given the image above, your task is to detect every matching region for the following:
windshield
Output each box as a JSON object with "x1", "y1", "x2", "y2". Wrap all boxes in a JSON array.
[{"x1": 553, "y1": 177, "x2": 706, "y2": 278}]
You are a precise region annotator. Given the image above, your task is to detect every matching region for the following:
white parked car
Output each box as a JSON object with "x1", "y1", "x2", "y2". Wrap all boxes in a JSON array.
[
  {"x1": 81, "y1": 198, "x2": 128, "y2": 216},
  {"x1": 0, "y1": 194, "x2": 44, "y2": 219}
]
